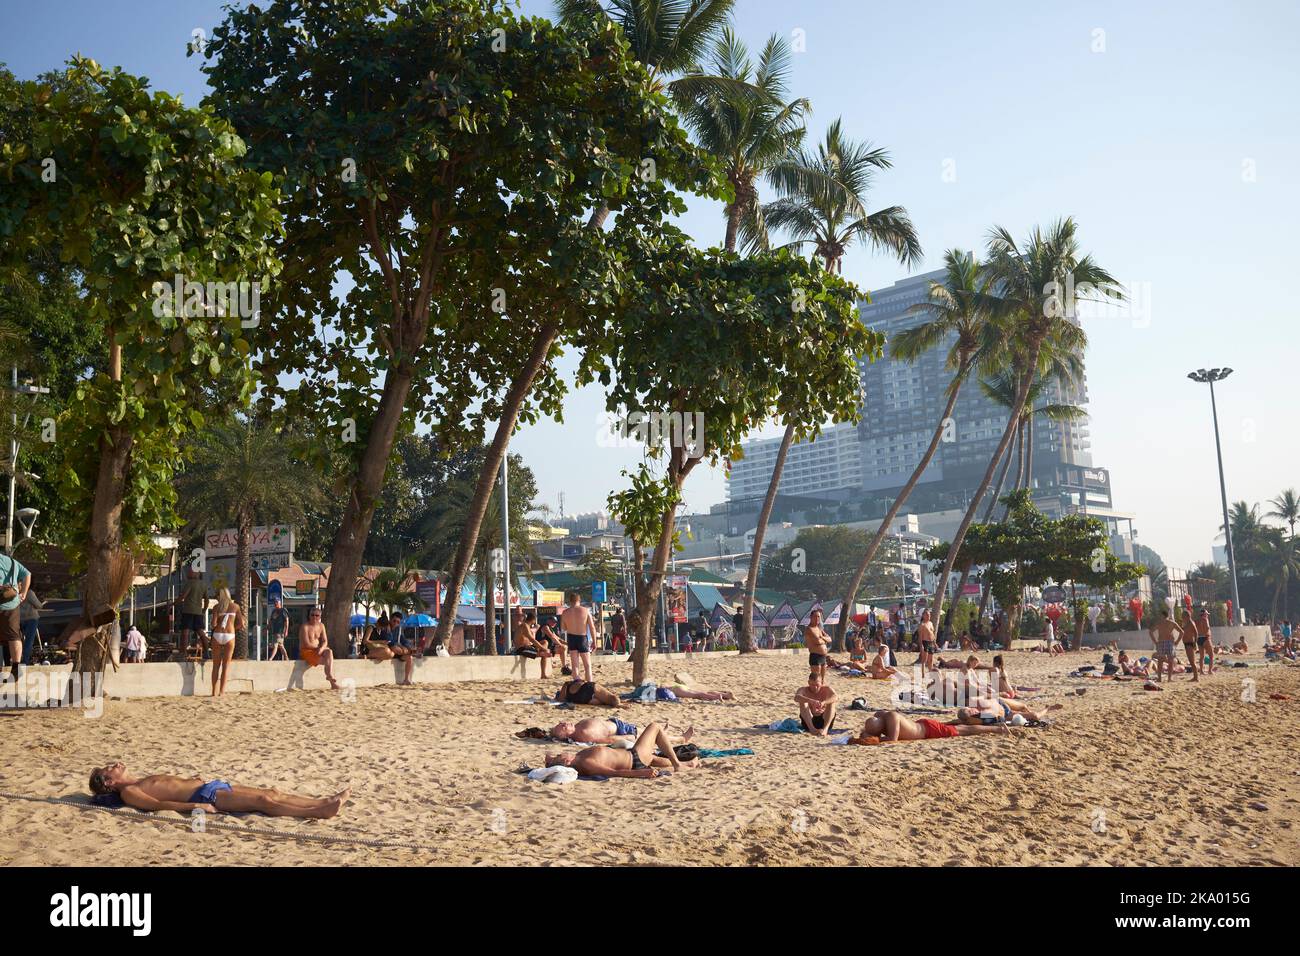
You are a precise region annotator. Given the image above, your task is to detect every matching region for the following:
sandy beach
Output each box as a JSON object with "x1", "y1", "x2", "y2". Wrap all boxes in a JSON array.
[{"x1": 1, "y1": 649, "x2": 1297, "y2": 867}]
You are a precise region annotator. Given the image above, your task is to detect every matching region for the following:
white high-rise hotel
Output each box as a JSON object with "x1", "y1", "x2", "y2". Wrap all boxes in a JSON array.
[{"x1": 728, "y1": 270, "x2": 1121, "y2": 526}]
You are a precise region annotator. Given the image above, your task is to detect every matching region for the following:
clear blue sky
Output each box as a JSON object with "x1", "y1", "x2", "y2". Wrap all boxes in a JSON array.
[{"x1": 4, "y1": 0, "x2": 1298, "y2": 572}]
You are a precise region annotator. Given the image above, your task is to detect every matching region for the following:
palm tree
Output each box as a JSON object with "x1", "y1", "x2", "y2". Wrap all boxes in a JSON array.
[
  {"x1": 736, "y1": 123, "x2": 921, "y2": 651},
  {"x1": 175, "y1": 418, "x2": 327, "y2": 658},
  {"x1": 829, "y1": 250, "x2": 995, "y2": 646},
  {"x1": 677, "y1": 29, "x2": 809, "y2": 253},
  {"x1": 1266, "y1": 488, "x2": 1300, "y2": 539},
  {"x1": 1256, "y1": 530, "x2": 1300, "y2": 620},
  {"x1": 757, "y1": 118, "x2": 923, "y2": 270},
  {"x1": 928, "y1": 219, "x2": 1122, "y2": 624}
]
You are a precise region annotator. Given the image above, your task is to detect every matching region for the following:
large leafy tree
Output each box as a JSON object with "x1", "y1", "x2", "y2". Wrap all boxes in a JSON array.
[
  {"x1": 928, "y1": 219, "x2": 1122, "y2": 623},
  {"x1": 175, "y1": 417, "x2": 326, "y2": 657},
  {"x1": 599, "y1": 234, "x2": 879, "y2": 683},
  {"x1": 0, "y1": 58, "x2": 282, "y2": 622},
  {"x1": 203, "y1": 0, "x2": 708, "y2": 653}
]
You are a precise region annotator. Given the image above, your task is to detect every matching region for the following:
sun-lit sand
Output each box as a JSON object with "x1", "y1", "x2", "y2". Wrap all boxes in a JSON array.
[{"x1": 1, "y1": 649, "x2": 1297, "y2": 866}]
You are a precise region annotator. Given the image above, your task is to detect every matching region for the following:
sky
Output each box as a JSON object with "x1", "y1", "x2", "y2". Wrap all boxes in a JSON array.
[{"x1": 3, "y1": 0, "x2": 1299, "y2": 571}]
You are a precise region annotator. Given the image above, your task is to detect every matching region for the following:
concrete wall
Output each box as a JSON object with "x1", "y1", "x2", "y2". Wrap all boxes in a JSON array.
[
  {"x1": 1006, "y1": 624, "x2": 1274, "y2": 653},
  {"x1": 16, "y1": 648, "x2": 799, "y2": 701}
]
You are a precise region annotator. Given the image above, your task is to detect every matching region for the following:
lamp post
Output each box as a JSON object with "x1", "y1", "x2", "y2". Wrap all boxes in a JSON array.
[
  {"x1": 1187, "y1": 368, "x2": 1242, "y2": 623},
  {"x1": 5, "y1": 367, "x2": 50, "y2": 552}
]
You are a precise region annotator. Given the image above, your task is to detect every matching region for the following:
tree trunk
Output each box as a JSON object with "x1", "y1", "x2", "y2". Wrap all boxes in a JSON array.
[
  {"x1": 834, "y1": 361, "x2": 969, "y2": 647},
  {"x1": 723, "y1": 201, "x2": 742, "y2": 255},
  {"x1": 82, "y1": 425, "x2": 132, "y2": 626},
  {"x1": 322, "y1": 367, "x2": 415, "y2": 654},
  {"x1": 1015, "y1": 419, "x2": 1027, "y2": 491},
  {"x1": 484, "y1": 562, "x2": 497, "y2": 656},
  {"x1": 434, "y1": 322, "x2": 559, "y2": 651},
  {"x1": 629, "y1": 472, "x2": 688, "y2": 686},
  {"x1": 931, "y1": 342, "x2": 1043, "y2": 624},
  {"x1": 972, "y1": 435, "x2": 1016, "y2": 622},
  {"x1": 1024, "y1": 414, "x2": 1035, "y2": 491},
  {"x1": 739, "y1": 422, "x2": 795, "y2": 653},
  {"x1": 235, "y1": 508, "x2": 252, "y2": 659}
]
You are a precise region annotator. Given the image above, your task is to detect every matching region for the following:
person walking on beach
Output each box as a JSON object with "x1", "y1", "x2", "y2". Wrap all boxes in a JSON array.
[
  {"x1": 18, "y1": 586, "x2": 42, "y2": 666},
  {"x1": 1179, "y1": 608, "x2": 1201, "y2": 681},
  {"x1": 804, "y1": 608, "x2": 831, "y2": 680},
  {"x1": 917, "y1": 609, "x2": 937, "y2": 671},
  {"x1": 1149, "y1": 608, "x2": 1182, "y2": 683},
  {"x1": 1196, "y1": 606, "x2": 1216, "y2": 674},
  {"x1": 610, "y1": 607, "x2": 627, "y2": 655},
  {"x1": 124, "y1": 624, "x2": 145, "y2": 663},
  {"x1": 299, "y1": 607, "x2": 340, "y2": 690},
  {"x1": 560, "y1": 591, "x2": 596, "y2": 684},
  {"x1": 267, "y1": 598, "x2": 290, "y2": 661},
  {"x1": 208, "y1": 587, "x2": 243, "y2": 697}
]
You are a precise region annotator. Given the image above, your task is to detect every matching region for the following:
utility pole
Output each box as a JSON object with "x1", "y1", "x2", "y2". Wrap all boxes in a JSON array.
[{"x1": 1188, "y1": 368, "x2": 1243, "y2": 623}]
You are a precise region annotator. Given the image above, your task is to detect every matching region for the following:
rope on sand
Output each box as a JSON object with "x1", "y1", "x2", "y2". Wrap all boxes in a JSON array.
[{"x1": 0, "y1": 791, "x2": 435, "y2": 853}]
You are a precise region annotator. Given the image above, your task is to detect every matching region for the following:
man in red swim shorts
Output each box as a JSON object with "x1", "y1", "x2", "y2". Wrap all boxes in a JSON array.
[{"x1": 847, "y1": 710, "x2": 1008, "y2": 743}]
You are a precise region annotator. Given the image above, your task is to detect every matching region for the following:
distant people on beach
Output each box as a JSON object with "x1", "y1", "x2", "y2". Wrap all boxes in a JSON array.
[
  {"x1": 208, "y1": 587, "x2": 243, "y2": 697},
  {"x1": 18, "y1": 586, "x2": 42, "y2": 666},
  {"x1": 124, "y1": 624, "x2": 145, "y2": 663},
  {"x1": 1148, "y1": 608, "x2": 1183, "y2": 683},
  {"x1": 1179, "y1": 609, "x2": 1201, "y2": 681},
  {"x1": 917, "y1": 609, "x2": 937, "y2": 670},
  {"x1": 610, "y1": 608, "x2": 627, "y2": 654},
  {"x1": 1196, "y1": 606, "x2": 1216, "y2": 674},
  {"x1": 804, "y1": 608, "x2": 830, "y2": 680},
  {"x1": 267, "y1": 598, "x2": 290, "y2": 661},
  {"x1": 177, "y1": 569, "x2": 207, "y2": 659}
]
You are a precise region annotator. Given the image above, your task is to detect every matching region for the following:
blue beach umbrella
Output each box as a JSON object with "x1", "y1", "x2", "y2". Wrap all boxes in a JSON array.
[
  {"x1": 349, "y1": 613, "x2": 378, "y2": 628},
  {"x1": 402, "y1": 613, "x2": 436, "y2": 628}
]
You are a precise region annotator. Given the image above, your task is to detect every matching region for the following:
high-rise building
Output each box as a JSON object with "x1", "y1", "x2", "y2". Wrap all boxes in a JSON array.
[{"x1": 728, "y1": 269, "x2": 1116, "y2": 520}]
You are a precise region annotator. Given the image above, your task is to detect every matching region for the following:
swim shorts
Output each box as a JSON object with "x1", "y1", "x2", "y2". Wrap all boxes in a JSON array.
[
  {"x1": 301, "y1": 646, "x2": 321, "y2": 666},
  {"x1": 919, "y1": 718, "x2": 958, "y2": 739},
  {"x1": 611, "y1": 717, "x2": 637, "y2": 737},
  {"x1": 188, "y1": 780, "x2": 232, "y2": 804},
  {"x1": 1157, "y1": 640, "x2": 1174, "y2": 659},
  {"x1": 566, "y1": 633, "x2": 590, "y2": 653},
  {"x1": 808, "y1": 652, "x2": 827, "y2": 667}
]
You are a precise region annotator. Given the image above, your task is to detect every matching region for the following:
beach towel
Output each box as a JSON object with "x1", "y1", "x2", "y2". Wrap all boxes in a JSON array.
[
  {"x1": 767, "y1": 717, "x2": 804, "y2": 733},
  {"x1": 696, "y1": 747, "x2": 755, "y2": 758},
  {"x1": 527, "y1": 766, "x2": 578, "y2": 784},
  {"x1": 621, "y1": 682, "x2": 658, "y2": 703}
]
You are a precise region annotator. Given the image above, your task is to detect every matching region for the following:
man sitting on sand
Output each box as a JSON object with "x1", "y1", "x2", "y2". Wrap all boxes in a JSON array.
[
  {"x1": 299, "y1": 607, "x2": 340, "y2": 689},
  {"x1": 89, "y1": 762, "x2": 349, "y2": 818},
  {"x1": 794, "y1": 670, "x2": 837, "y2": 736},
  {"x1": 543, "y1": 722, "x2": 695, "y2": 779},
  {"x1": 553, "y1": 678, "x2": 622, "y2": 707},
  {"x1": 847, "y1": 710, "x2": 1008, "y2": 743},
  {"x1": 550, "y1": 716, "x2": 695, "y2": 747}
]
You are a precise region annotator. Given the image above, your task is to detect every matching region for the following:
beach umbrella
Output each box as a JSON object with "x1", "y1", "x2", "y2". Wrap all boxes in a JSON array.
[
  {"x1": 402, "y1": 613, "x2": 436, "y2": 628},
  {"x1": 349, "y1": 613, "x2": 377, "y2": 628}
]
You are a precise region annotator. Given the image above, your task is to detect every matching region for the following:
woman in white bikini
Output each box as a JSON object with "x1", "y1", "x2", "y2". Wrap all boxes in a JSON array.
[{"x1": 209, "y1": 587, "x2": 244, "y2": 697}]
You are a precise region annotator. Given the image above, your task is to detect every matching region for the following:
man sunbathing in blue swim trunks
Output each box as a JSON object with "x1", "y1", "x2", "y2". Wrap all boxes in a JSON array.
[
  {"x1": 88, "y1": 762, "x2": 350, "y2": 818},
  {"x1": 550, "y1": 716, "x2": 695, "y2": 746}
]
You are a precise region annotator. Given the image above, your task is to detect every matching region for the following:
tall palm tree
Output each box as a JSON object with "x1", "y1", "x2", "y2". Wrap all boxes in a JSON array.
[
  {"x1": 176, "y1": 418, "x2": 327, "y2": 658},
  {"x1": 678, "y1": 29, "x2": 809, "y2": 253},
  {"x1": 736, "y1": 123, "x2": 921, "y2": 651},
  {"x1": 1266, "y1": 488, "x2": 1300, "y2": 539},
  {"x1": 757, "y1": 118, "x2": 923, "y2": 270},
  {"x1": 1257, "y1": 530, "x2": 1299, "y2": 620},
  {"x1": 829, "y1": 250, "x2": 994, "y2": 645},
  {"x1": 929, "y1": 219, "x2": 1122, "y2": 625}
]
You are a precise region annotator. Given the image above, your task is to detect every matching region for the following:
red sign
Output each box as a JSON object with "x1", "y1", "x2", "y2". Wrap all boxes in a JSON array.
[{"x1": 1044, "y1": 603, "x2": 1064, "y2": 623}]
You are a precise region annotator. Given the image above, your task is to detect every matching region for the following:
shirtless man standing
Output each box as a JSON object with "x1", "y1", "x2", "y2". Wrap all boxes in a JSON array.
[
  {"x1": 298, "y1": 607, "x2": 340, "y2": 690},
  {"x1": 1148, "y1": 608, "x2": 1182, "y2": 683},
  {"x1": 917, "y1": 609, "x2": 938, "y2": 672},
  {"x1": 89, "y1": 761, "x2": 350, "y2": 818},
  {"x1": 1179, "y1": 609, "x2": 1201, "y2": 681},
  {"x1": 560, "y1": 591, "x2": 596, "y2": 684},
  {"x1": 1196, "y1": 606, "x2": 1216, "y2": 675},
  {"x1": 550, "y1": 716, "x2": 695, "y2": 746},
  {"x1": 543, "y1": 722, "x2": 695, "y2": 778},
  {"x1": 794, "y1": 670, "x2": 837, "y2": 736},
  {"x1": 804, "y1": 608, "x2": 831, "y2": 680}
]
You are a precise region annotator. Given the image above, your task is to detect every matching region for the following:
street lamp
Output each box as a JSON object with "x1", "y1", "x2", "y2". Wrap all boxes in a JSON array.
[{"x1": 1187, "y1": 367, "x2": 1242, "y2": 623}]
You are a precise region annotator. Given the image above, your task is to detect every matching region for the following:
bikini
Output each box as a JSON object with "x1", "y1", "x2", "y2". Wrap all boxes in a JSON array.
[
  {"x1": 212, "y1": 610, "x2": 237, "y2": 646},
  {"x1": 559, "y1": 680, "x2": 596, "y2": 705}
]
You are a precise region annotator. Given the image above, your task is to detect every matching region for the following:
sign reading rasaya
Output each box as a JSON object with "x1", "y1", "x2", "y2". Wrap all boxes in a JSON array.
[{"x1": 204, "y1": 525, "x2": 295, "y2": 559}]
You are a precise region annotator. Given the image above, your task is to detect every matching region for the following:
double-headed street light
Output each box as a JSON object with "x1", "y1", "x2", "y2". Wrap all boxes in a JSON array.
[{"x1": 1187, "y1": 367, "x2": 1242, "y2": 623}]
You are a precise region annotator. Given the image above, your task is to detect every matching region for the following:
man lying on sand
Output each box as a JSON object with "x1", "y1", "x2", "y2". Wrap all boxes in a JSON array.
[
  {"x1": 553, "y1": 678, "x2": 622, "y2": 707},
  {"x1": 89, "y1": 762, "x2": 349, "y2": 818},
  {"x1": 847, "y1": 710, "x2": 1007, "y2": 743},
  {"x1": 954, "y1": 695, "x2": 1059, "y2": 727},
  {"x1": 550, "y1": 716, "x2": 695, "y2": 746},
  {"x1": 544, "y1": 722, "x2": 696, "y2": 778},
  {"x1": 794, "y1": 670, "x2": 837, "y2": 736}
]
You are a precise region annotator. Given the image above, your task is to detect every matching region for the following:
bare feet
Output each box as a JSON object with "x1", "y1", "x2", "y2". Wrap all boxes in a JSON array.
[{"x1": 681, "y1": 725, "x2": 695, "y2": 744}]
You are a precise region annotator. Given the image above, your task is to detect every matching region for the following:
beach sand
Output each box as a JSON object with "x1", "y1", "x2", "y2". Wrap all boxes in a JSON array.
[{"x1": 1, "y1": 649, "x2": 1297, "y2": 866}]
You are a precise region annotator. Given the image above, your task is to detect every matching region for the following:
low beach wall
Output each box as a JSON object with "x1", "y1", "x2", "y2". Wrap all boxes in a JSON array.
[
  {"x1": 1007, "y1": 624, "x2": 1273, "y2": 653},
  {"x1": 17, "y1": 648, "x2": 800, "y2": 700}
]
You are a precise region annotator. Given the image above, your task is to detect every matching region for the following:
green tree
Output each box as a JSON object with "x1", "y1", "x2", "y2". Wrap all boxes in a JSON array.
[
  {"x1": 601, "y1": 238, "x2": 878, "y2": 683},
  {"x1": 202, "y1": 0, "x2": 710, "y2": 654},
  {"x1": 0, "y1": 58, "x2": 282, "y2": 627},
  {"x1": 1266, "y1": 488, "x2": 1299, "y2": 539},
  {"x1": 928, "y1": 219, "x2": 1122, "y2": 622},
  {"x1": 175, "y1": 417, "x2": 326, "y2": 657}
]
